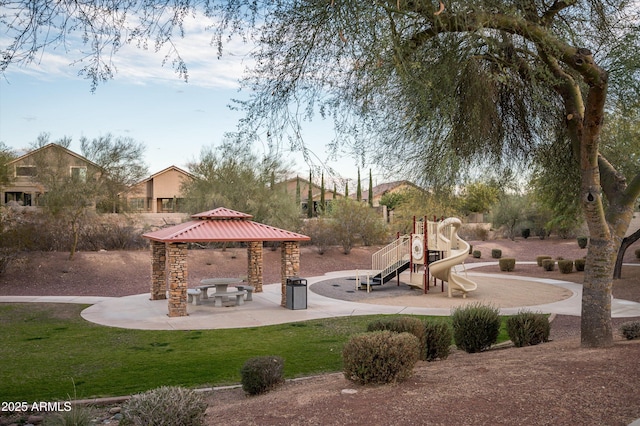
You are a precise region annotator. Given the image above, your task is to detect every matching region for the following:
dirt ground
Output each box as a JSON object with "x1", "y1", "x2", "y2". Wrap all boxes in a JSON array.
[{"x1": 1, "y1": 237, "x2": 640, "y2": 425}]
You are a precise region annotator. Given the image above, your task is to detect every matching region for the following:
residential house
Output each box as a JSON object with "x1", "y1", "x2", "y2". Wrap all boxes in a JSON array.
[
  {"x1": 359, "y1": 180, "x2": 422, "y2": 207},
  {"x1": 278, "y1": 176, "x2": 344, "y2": 215},
  {"x1": 1, "y1": 143, "x2": 102, "y2": 207},
  {"x1": 123, "y1": 165, "x2": 194, "y2": 213}
]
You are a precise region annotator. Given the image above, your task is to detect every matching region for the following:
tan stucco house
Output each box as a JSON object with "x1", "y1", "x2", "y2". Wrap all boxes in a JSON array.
[
  {"x1": 359, "y1": 180, "x2": 422, "y2": 207},
  {"x1": 123, "y1": 165, "x2": 194, "y2": 213},
  {"x1": 279, "y1": 176, "x2": 344, "y2": 215},
  {"x1": 1, "y1": 143, "x2": 102, "y2": 207}
]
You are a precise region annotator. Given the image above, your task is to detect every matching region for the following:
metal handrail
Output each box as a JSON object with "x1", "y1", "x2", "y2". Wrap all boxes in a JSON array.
[{"x1": 372, "y1": 235, "x2": 410, "y2": 278}]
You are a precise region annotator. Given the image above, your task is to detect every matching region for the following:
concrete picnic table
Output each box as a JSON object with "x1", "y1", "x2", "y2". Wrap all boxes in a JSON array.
[{"x1": 197, "y1": 278, "x2": 244, "y2": 299}]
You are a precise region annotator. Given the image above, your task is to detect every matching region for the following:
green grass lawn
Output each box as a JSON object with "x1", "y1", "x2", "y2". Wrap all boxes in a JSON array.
[{"x1": 0, "y1": 303, "x2": 510, "y2": 401}]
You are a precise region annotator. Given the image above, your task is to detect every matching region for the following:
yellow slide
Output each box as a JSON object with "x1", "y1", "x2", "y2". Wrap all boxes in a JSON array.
[{"x1": 429, "y1": 218, "x2": 478, "y2": 298}]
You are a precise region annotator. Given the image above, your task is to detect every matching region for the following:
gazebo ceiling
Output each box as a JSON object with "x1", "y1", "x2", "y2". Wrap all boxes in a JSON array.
[{"x1": 142, "y1": 207, "x2": 310, "y2": 243}]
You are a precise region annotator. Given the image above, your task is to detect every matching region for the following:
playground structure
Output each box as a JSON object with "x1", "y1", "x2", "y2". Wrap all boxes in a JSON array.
[{"x1": 361, "y1": 217, "x2": 477, "y2": 298}]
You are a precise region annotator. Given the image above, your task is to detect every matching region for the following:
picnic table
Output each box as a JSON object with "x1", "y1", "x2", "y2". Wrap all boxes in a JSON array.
[
  {"x1": 196, "y1": 278, "x2": 254, "y2": 307},
  {"x1": 198, "y1": 278, "x2": 242, "y2": 299}
]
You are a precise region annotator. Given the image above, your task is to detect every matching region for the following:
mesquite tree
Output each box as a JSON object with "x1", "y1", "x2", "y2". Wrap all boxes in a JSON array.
[{"x1": 2, "y1": 1, "x2": 639, "y2": 347}]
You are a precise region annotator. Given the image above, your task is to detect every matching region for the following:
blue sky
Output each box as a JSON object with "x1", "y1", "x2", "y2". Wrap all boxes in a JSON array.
[{"x1": 0, "y1": 13, "x2": 377, "y2": 187}]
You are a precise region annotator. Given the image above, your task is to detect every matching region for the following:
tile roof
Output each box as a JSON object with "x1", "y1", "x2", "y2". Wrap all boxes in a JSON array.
[{"x1": 143, "y1": 207, "x2": 310, "y2": 242}]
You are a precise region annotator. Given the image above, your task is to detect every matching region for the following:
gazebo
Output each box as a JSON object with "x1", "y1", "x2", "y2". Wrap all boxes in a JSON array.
[{"x1": 142, "y1": 207, "x2": 310, "y2": 317}]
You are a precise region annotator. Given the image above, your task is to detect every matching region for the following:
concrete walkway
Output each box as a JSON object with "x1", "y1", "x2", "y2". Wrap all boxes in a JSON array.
[{"x1": 1, "y1": 263, "x2": 639, "y2": 331}]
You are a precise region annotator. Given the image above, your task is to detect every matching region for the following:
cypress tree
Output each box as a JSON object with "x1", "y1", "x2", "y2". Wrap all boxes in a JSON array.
[
  {"x1": 307, "y1": 170, "x2": 313, "y2": 218},
  {"x1": 320, "y1": 172, "x2": 325, "y2": 214},
  {"x1": 356, "y1": 168, "x2": 362, "y2": 202},
  {"x1": 295, "y1": 175, "x2": 301, "y2": 207},
  {"x1": 368, "y1": 169, "x2": 373, "y2": 207}
]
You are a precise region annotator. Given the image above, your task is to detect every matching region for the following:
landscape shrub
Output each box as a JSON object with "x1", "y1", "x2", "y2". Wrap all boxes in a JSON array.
[
  {"x1": 302, "y1": 218, "x2": 335, "y2": 254},
  {"x1": 574, "y1": 258, "x2": 586, "y2": 271},
  {"x1": 367, "y1": 316, "x2": 426, "y2": 360},
  {"x1": 476, "y1": 226, "x2": 489, "y2": 241},
  {"x1": 506, "y1": 310, "x2": 550, "y2": 347},
  {"x1": 619, "y1": 321, "x2": 640, "y2": 340},
  {"x1": 557, "y1": 259, "x2": 574, "y2": 274},
  {"x1": 43, "y1": 406, "x2": 92, "y2": 426},
  {"x1": 451, "y1": 303, "x2": 500, "y2": 353},
  {"x1": 342, "y1": 331, "x2": 420, "y2": 385},
  {"x1": 491, "y1": 248, "x2": 502, "y2": 259},
  {"x1": 423, "y1": 320, "x2": 453, "y2": 361},
  {"x1": 635, "y1": 248, "x2": 640, "y2": 259},
  {"x1": 82, "y1": 219, "x2": 148, "y2": 251},
  {"x1": 542, "y1": 259, "x2": 555, "y2": 271},
  {"x1": 0, "y1": 248, "x2": 17, "y2": 276},
  {"x1": 521, "y1": 228, "x2": 530, "y2": 239},
  {"x1": 536, "y1": 255, "x2": 552, "y2": 266},
  {"x1": 461, "y1": 224, "x2": 489, "y2": 241},
  {"x1": 498, "y1": 258, "x2": 516, "y2": 272},
  {"x1": 0, "y1": 210, "x2": 148, "y2": 252},
  {"x1": 577, "y1": 236, "x2": 588, "y2": 249},
  {"x1": 121, "y1": 386, "x2": 207, "y2": 426},
  {"x1": 240, "y1": 356, "x2": 285, "y2": 396},
  {"x1": 472, "y1": 250, "x2": 481, "y2": 258}
]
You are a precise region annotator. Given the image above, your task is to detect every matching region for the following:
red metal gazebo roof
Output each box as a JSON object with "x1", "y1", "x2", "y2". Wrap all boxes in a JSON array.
[{"x1": 142, "y1": 207, "x2": 310, "y2": 243}]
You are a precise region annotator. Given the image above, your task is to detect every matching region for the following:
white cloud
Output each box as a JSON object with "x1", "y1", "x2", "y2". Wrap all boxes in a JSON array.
[{"x1": 2, "y1": 12, "x2": 253, "y2": 90}]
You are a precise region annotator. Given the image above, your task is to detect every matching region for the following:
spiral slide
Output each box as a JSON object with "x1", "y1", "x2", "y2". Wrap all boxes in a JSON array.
[{"x1": 429, "y1": 218, "x2": 478, "y2": 298}]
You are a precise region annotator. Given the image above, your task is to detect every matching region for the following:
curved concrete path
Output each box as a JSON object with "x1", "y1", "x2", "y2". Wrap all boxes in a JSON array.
[{"x1": 1, "y1": 263, "x2": 639, "y2": 330}]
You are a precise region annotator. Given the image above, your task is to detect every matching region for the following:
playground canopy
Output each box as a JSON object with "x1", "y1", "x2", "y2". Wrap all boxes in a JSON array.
[{"x1": 142, "y1": 207, "x2": 310, "y2": 317}]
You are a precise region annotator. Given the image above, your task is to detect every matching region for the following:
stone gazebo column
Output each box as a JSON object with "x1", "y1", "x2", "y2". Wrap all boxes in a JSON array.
[
  {"x1": 150, "y1": 241, "x2": 167, "y2": 300},
  {"x1": 167, "y1": 242, "x2": 189, "y2": 317},
  {"x1": 247, "y1": 241, "x2": 263, "y2": 293},
  {"x1": 280, "y1": 241, "x2": 300, "y2": 307}
]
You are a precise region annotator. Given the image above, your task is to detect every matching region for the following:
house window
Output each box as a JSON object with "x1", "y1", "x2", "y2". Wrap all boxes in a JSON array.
[
  {"x1": 71, "y1": 166, "x2": 87, "y2": 182},
  {"x1": 4, "y1": 192, "x2": 32, "y2": 206},
  {"x1": 129, "y1": 198, "x2": 146, "y2": 211},
  {"x1": 161, "y1": 198, "x2": 174, "y2": 212},
  {"x1": 15, "y1": 166, "x2": 37, "y2": 177}
]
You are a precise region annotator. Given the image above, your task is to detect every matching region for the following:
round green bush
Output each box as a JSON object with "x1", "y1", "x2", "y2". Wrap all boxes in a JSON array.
[
  {"x1": 574, "y1": 258, "x2": 586, "y2": 271},
  {"x1": 536, "y1": 255, "x2": 552, "y2": 266},
  {"x1": 343, "y1": 331, "x2": 420, "y2": 385},
  {"x1": 577, "y1": 236, "x2": 588, "y2": 249},
  {"x1": 619, "y1": 321, "x2": 640, "y2": 340},
  {"x1": 499, "y1": 258, "x2": 516, "y2": 272},
  {"x1": 558, "y1": 259, "x2": 574, "y2": 274},
  {"x1": 121, "y1": 386, "x2": 207, "y2": 426},
  {"x1": 506, "y1": 310, "x2": 550, "y2": 347},
  {"x1": 451, "y1": 303, "x2": 500, "y2": 353},
  {"x1": 423, "y1": 320, "x2": 453, "y2": 361},
  {"x1": 542, "y1": 259, "x2": 555, "y2": 271},
  {"x1": 473, "y1": 250, "x2": 481, "y2": 258},
  {"x1": 241, "y1": 356, "x2": 285, "y2": 395},
  {"x1": 491, "y1": 248, "x2": 502, "y2": 259},
  {"x1": 367, "y1": 316, "x2": 426, "y2": 360}
]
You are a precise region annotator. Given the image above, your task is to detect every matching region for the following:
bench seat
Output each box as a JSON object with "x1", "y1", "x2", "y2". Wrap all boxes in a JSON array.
[
  {"x1": 233, "y1": 285, "x2": 255, "y2": 301},
  {"x1": 187, "y1": 288, "x2": 202, "y2": 305},
  {"x1": 213, "y1": 290, "x2": 247, "y2": 307}
]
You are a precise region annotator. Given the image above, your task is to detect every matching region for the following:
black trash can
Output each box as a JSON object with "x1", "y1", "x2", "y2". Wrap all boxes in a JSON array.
[{"x1": 286, "y1": 277, "x2": 307, "y2": 310}]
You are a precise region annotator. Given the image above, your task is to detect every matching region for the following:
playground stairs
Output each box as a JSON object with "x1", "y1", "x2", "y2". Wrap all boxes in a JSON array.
[{"x1": 368, "y1": 235, "x2": 411, "y2": 286}]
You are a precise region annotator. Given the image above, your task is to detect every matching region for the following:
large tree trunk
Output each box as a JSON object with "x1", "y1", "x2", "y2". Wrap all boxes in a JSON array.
[
  {"x1": 580, "y1": 237, "x2": 616, "y2": 347},
  {"x1": 576, "y1": 50, "x2": 615, "y2": 348}
]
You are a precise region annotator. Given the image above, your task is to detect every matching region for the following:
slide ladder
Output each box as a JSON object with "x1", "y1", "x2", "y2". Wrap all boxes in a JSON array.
[
  {"x1": 428, "y1": 218, "x2": 478, "y2": 298},
  {"x1": 369, "y1": 235, "x2": 411, "y2": 286}
]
